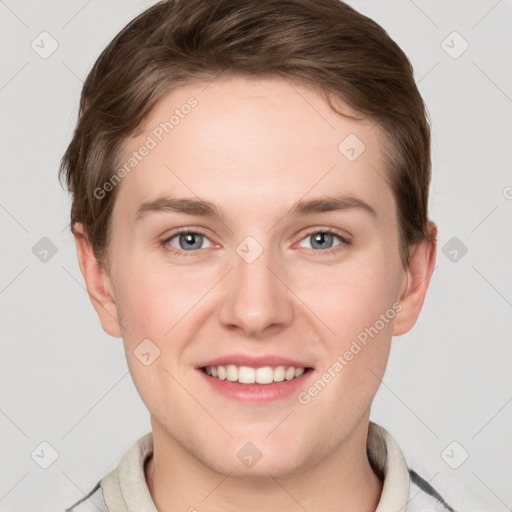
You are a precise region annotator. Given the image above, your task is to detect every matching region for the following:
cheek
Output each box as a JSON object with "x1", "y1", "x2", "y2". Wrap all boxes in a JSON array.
[
  {"x1": 295, "y1": 255, "x2": 398, "y2": 402},
  {"x1": 112, "y1": 254, "x2": 210, "y2": 339},
  {"x1": 114, "y1": 262, "x2": 193, "y2": 412},
  {"x1": 112, "y1": 257, "x2": 217, "y2": 403},
  {"x1": 299, "y1": 254, "x2": 400, "y2": 341}
]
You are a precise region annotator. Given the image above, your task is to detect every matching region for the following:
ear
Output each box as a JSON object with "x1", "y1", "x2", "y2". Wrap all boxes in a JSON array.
[
  {"x1": 73, "y1": 222, "x2": 122, "y2": 338},
  {"x1": 393, "y1": 221, "x2": 437, "y2": 336}
]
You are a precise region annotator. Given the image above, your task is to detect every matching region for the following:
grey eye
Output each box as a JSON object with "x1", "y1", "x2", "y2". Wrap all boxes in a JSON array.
[
  {"x1": 300, "y1": 232, "x2": 341, "y2": 250},
  {"x1": 168, "y1": 232, "x2": 212, "y2": 251}
]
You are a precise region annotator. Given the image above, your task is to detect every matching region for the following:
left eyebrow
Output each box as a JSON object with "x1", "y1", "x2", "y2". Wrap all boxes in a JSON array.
[{"x1": 288, "y1": 194, "x2": 377, "y2": 219}]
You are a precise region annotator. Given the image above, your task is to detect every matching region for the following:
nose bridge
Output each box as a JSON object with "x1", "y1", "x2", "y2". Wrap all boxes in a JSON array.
[{"x1": 218, "y1": 235, "x2": 294, "y2": 335}]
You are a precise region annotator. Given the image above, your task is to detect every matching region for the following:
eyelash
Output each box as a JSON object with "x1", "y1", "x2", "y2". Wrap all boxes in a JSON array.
[{"x1": 159, "y1": 228, "x2": 351, "y2": 257}]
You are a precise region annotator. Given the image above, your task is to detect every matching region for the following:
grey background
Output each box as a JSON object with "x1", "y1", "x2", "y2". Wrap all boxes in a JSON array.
[{"x1": 1, "y1": 1, "x2": 511, "y2": 510}]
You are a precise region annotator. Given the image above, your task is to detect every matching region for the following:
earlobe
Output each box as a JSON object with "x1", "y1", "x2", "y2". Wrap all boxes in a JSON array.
[
  {"x1": 73, "y1": 223, "x2": 123, "y2": 338},
  {"x1": 393, "y1": 221, "x2": 437, "y2": 337}
]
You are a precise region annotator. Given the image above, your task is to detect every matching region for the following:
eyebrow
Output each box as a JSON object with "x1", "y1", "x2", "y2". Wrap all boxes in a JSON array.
[{"x1": 134, "y1": 194, "x2": 377, "y2": 222}]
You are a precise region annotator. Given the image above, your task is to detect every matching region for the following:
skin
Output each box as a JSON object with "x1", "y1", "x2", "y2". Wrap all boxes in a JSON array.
[{"x1": 74, "y1": 76, "x2": 437, "y2": 512}]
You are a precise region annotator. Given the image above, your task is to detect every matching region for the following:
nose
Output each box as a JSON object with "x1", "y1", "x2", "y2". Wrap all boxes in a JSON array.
[{"x1": 218, "y1": 241, "x2": 295, "y2": 338}]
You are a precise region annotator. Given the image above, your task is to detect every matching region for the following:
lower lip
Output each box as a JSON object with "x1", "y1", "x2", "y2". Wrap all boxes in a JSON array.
[{"x1": 198, "y1": 369, "x2": 313, "y2": 403}]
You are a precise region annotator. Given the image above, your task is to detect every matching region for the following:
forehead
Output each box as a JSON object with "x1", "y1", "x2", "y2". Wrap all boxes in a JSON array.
[{"x1": 113, "y1": 76, "x2": 393, "y2": 223}]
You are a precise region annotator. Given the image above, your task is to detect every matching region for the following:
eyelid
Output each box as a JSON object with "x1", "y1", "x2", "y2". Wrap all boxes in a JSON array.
[
  {"x1": 160, "y1": 226, "x2": 214, "y2": 240},
  {"x1": 297, "y1": 226, "x2": 351, "y2": 244}
]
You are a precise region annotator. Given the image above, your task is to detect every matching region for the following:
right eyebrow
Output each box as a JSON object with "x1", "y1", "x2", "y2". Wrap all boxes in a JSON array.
[{"x1": 134, "y1": 196, "x2": 221, "y2": 222}]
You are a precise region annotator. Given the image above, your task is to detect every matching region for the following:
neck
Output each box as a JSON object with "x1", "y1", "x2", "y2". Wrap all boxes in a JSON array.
[{"x1": 145, "y1": 416, "x2": 383, "y2": 512}]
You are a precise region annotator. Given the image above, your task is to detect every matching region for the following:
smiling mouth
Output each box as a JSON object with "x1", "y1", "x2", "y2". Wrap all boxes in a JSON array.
[{"x1": 201, "y1": 364, "x2": 312, "y2": 385}]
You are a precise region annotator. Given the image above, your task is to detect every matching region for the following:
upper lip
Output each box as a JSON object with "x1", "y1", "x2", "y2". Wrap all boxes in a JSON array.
[{"x1": 198, "y1": 354, "x2": 313, "y2": 369}]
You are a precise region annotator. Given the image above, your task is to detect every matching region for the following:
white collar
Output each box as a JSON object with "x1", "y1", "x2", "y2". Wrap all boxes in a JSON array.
[
  {"x1": 369, "y1": 422, "x2": 411, "y2": 511},
  {"x1": 100, "y1": 421, "x2": 410, "y2": 511}
]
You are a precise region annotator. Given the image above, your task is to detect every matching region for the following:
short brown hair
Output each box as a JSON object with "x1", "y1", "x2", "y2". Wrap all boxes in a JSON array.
[{"x1": 59, "y1": 0, "x2": 432, "y2": 269}]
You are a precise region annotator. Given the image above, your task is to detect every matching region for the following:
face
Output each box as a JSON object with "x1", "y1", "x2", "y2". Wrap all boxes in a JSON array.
[{"x1": 100, "y1": 76, "x2": 409, "y2": 477}]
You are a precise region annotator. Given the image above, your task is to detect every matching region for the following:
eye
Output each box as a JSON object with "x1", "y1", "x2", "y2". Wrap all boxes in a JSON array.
[
  {"x1": 161, "y1": 230, "x2": 213, "y2": 253},
  {"x1": 159, "y1": 228, "x2": 350, "y2": 256},
  {"x1": 297, "y1": 229, "x2": 350, "y2": 253}
]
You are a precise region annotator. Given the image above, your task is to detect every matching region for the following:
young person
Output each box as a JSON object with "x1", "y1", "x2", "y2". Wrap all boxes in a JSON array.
[{"x1": 60, "y1": 1, "x2": 456, "y2": 510}]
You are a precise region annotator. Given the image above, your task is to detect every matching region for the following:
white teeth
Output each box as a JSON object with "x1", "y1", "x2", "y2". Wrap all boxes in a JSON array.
[
  {"x1": 226, "y1": 364, "x2": 238, "y2": 382},
  {"x1": 273, "y1": 366, "x2": 285, "y2": 382},
  {"x1": 217, "y1": 365, "x2": 226, "y2": 380},
  {"x1": 255, "y1": 366, "x2": 274, "y2": 384},
  {"x1": 203, "y1": 364, "x2": 307, "y2": 384},
  {"x1": 238, "y1": 366, "x2": 255, "y2": 384},
  {"x1": 285, "y1": 367, "x2": 295, "y2": 380}
]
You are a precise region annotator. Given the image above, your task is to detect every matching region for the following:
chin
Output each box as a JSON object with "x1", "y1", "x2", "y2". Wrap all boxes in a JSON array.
[{"x1": 193, "y1": 435, "x2": 313, "y2": 479}]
